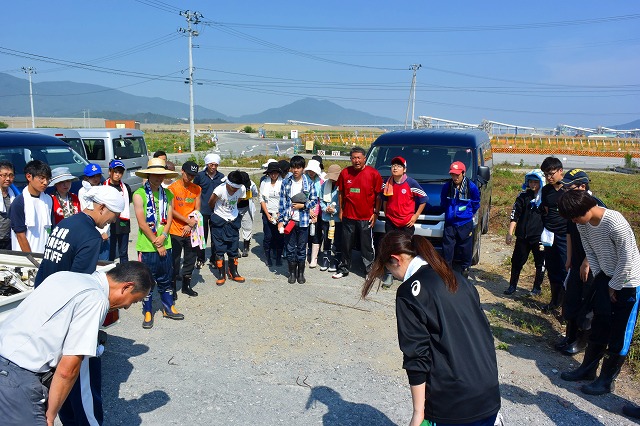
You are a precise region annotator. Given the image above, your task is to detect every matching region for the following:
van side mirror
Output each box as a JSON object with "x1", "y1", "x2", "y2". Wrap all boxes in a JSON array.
[{"x1": 477, "y1": 166, "x2": 491, "y2": 185}]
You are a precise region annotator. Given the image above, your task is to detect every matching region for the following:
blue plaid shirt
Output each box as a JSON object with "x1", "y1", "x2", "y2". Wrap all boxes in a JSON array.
[{"x1": 278, "y1": 174, "x2": 317, "y2": 228}]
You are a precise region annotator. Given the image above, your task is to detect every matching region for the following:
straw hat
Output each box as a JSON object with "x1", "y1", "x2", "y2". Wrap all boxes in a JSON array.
[
  {"x1": 135, "y1": 158, "x2": 180, "y2": 179},
  {"x1": 49, "y1": 167, "x2": 78, "y2": 187}
]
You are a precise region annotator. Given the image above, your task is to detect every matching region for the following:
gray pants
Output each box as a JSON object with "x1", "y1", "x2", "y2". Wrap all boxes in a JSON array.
[
  {"x1": 0, "y1": 356, "x2": 48, "y2": 425},
  {"x1": 238, "y1": 206, "x2": 253, "y2": 241}
]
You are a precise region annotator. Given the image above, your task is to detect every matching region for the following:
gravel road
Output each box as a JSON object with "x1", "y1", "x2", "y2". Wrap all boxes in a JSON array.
[{"x1": 83, "y1": 194, "x2": 639, "y2": 426}]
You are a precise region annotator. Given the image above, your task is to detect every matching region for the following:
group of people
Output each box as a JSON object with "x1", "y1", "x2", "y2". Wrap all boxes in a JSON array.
[
  {"x1": 504, "y1": 157, "x2": 640, "y2": 417},
  {"x1": 2, "y1": 147, "x2": 639, "y2": 424}
]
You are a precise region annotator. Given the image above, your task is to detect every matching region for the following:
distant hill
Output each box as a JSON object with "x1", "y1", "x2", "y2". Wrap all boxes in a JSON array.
[
  {"x1": 0, "y1": 73, "x2": 400, "y2": 125},
  {"x1": 237, "y1": 98, "x2": 401, "y2": 126},
  {"x1": 0, "y1": 73, "x2": 231, "y2": 121},
  {"x1": 609, "y1": 119, "x2": 640, "y2": 129}
]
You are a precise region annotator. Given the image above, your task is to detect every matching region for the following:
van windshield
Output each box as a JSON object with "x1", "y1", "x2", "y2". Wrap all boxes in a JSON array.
[
  {"x1": 60, "y1": 138, "x2": 86, "y2": 159},
  {"x1": 366, "y1": 145, "x2": 475, "y2": 181},
  {"x1": 0, "y1": 145, "x2": 87, "y2": 188},
  {"x1": 113, "y1": 137, "x2": 147, "y2": 160}
]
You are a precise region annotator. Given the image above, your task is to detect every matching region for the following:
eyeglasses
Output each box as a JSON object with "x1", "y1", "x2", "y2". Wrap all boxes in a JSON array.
[
  {"x1": 391, "y1": 164, "x2": 404, "y2": 169},
  {"x1": 0, "y1": 173, "x2": 15, "y2": 179},
  {"x1": 544, "y1": 170, "x2": 559, "y2": 178}
]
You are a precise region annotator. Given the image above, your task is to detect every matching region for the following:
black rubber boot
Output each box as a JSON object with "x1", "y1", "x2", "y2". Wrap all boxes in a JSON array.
[
  {"x1": 581, "y1": 353, "x2": 625, "y2": 395},
  {"x1": 275, "y1": 249, "x2": 283, "y2": 266},
  {"x1": 242, "y1": 240, "x2": 250, "y2": 257},
  {"x1": 555, "y1": 320, "x2": 578, "y2": 352},
  {"x1": 227, "y1": 258, "x2": 246, "y2": 283},
  {"x1": 561, "y1": 343, "x2": 606, "y2": 382},
  {"x1": 543, "y1": 281, "x2": 563, "y2": 311},
  {"x1": 563, "y1": 328, "x2": 589, "y2": 356},
  {"x1": 264, "y1": 248, "x2": 273, "y2": 267},
  {"x1": 288, "y1": 262, "x2": 298, "y2": 284},
  {"x1": 503, "y1": 285, "x2": 517, "y2": 295},
  {"x1": 181, "y1": 275, "x2": 198, "y2": 297},
  {"x1": 215, "y1": 257, "x2": 226, "y2": 285},
  {"x1": 623, "y1": 404, "x2": 640, "y2": 419},
  {"x1": 297, "y1": 261, "x2": 306, "y2": 284}
]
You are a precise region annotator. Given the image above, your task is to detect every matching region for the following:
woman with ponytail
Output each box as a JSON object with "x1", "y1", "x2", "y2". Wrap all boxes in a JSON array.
[{"x1": 362, "y1": 231, "x2": 501, "y2": 426}]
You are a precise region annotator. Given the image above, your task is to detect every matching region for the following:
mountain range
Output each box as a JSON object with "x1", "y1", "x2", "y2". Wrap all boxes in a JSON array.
[{"x1": 0, "y1": 73, "x2": 400, "y2": 125}]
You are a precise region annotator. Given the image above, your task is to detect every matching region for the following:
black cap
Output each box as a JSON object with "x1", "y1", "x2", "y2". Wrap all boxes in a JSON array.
[
  {"x1": 182, "y1": 161, "x2": 199, "y2": 176},
  {"x1": 560, "y1": 168, "x2": 589, "y2": 186},
  {"x1": 263, "y1": 162, "x2": 282, "y2": 175}
]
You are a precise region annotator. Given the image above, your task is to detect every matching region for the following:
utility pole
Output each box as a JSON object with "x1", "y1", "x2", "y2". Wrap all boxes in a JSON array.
[
  {"x1": 404, "y1": 64, "x2": 421, "y2": 130},
  {"x1": 22, "y1": 67, "x2": 36, "y2": 128},
  {"x1": 179, "y1": 10, "x2": 202, "y2": 153}
]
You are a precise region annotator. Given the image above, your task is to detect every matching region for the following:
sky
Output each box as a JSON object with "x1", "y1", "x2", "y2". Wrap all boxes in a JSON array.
[{"x1": 1, "y1": 0, "x2": 639, "y2": 129}]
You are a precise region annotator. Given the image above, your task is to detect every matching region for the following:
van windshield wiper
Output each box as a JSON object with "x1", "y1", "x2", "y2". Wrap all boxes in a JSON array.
[{"x1": 420, "y1": 178, "x2": 450, "y2": 183}]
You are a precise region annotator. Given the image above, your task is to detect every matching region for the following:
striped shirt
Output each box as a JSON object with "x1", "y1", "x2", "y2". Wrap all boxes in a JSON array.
[{"x1": 578, "y1": 209, "x2": 640, "y2": 290}]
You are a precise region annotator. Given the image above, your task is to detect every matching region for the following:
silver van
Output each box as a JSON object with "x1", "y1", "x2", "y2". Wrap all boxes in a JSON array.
[
  {"x1": 0, "y1": 128, "x2": 88, "y2": 161},
  {"x1": 76, "y1": 128, "x2": 148, "y2": 191}
]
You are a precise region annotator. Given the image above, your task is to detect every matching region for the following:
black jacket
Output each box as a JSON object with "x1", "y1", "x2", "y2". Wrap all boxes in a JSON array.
[
  {"x1": 396, "y1": 265, "x2": 500, "y2": 424},
  {"x1": 540, "y1": 184, "x2": 567, "y2": 235},
  {"x1": 510, "y1": 189, "x2": 543, "y2": 241}
]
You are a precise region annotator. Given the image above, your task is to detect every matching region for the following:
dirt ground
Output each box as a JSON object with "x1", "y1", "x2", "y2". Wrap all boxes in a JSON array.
[{"x1": 81, "y1": 211, "x2": 640, "y2": 425}]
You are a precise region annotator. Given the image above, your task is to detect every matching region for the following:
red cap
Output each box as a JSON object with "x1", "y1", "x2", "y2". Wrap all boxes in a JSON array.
[
  {"x1": 391, "y1": 156, "x2": 406, "y2": 168},
  {"x1": 449, "y1": 161, "x2": 466, "y2": 174}
]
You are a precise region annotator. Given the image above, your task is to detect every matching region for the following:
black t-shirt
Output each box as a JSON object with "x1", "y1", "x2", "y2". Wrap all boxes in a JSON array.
[
  {"x1": 34, "y1": 213, "x2": 102, "y2": 287},
  {"x1": 540, "y1": 184, "x2": 567, "y2": 235}
]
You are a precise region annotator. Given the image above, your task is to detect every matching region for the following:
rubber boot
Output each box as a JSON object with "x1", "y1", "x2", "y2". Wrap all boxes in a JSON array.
[
  {"x1": 561, "y1": 343, "x2": 606, "y2": 381},
  {"x1": 319, "y1": 250, "x2": 330, "y2": 271},
  {"x1": 543, "y1": 281, "x2": 563, "y2": 312},
  {"x1": 275, "y1": 249, "x2": 283, "y2": 266},
  {"x1": 264, "y1": 248, "x2": 273, "y2": 267},
  {"x1": 227, "y1": 258, "x2": 246, "y2": 283},
  {"x1": 215, "y1": 257, "x2": 226, "y2": 285},
  {"x1": 309, "y1": 244, "x2": 320, "y2": 268},
  {"x1": 288, "y1": 262, "x2": 298, "y2": 284},
  {"x1": 181, "y1": 275, "x2": 198, "y2": 297},
  {"x1": 160, "y1": 291, "x2": 184, "y2": 320},
  {"x1": 581, "y1": 353, "x2": 626, "y2": 395},
  {"x1": 563, "y1": 328, "x2": 589, "y2": 356},
  {"x1": 142, "y1": 296, "x2": 153, "y2": 329},
  {"x1": 242, "y1": 240, "x2": 250, "y2": 257},
  {"x1": 531, "y1": 265, "x2": 544, "y2": 295},
  {"x1": 555, "y1": 319, "x2": 578, "y2": 352},
  {"x1": 171, "y1": 278, "x2": 178, "y2": 302},
  {"x1": 297, "y1": 261, "x2": 306, "y2": 284},
  {"x1": 623, "y1": 404, "x2": 640, "y2": 419}
]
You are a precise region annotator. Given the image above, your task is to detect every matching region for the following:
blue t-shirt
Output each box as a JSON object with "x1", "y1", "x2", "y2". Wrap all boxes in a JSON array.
[{"x1": 34, "y1": 213, "x2": 102, "y2": 287}]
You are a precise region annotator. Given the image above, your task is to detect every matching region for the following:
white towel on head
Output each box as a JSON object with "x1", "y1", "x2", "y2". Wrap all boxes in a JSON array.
[{"x1": 0, "y1": 186, "x2": 17, "y2": 213}]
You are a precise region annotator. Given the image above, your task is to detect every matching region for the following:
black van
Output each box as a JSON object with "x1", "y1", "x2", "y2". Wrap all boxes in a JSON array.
[{"x1": 366, "y1": 129, "x2": 492, "y2": 265}]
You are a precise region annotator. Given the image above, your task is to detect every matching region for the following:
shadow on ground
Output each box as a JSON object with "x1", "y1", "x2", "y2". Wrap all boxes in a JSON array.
[
  {"x1": 101, "y1": 335, "x2": 170, "y2": 425},
  {"x1": 305, "y1": 385, "x2": 396, "y2": 426}
]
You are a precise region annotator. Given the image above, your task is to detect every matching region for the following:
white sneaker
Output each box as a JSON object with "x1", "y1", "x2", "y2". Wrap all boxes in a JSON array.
[
  {"x1": 327, "y1": 266, "x2": 337, "y2": 272},
  {"x1": 332, "y1": 271, "x2": 346, "y2": 279}
]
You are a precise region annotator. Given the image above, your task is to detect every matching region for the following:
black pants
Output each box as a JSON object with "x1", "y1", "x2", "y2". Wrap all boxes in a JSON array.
[
  {"x1": 262, "y1": 213, "x2": 284, "y2": 252},
  {"x1": 590, "y1": 272, "x2": 640, "y2": 356},
  {"x1": 563, "y1": 265, "x2": 594, "y2": 325},
  {"x1": 509, "y1": 237, "x2": 545, "y2": 288},
  {"x1": 108, "y1": 232, "x2": 129, "y2": 263},
  {"x1": 544, "y1": 233, "x2": 567, "y2": 285},
  {"x1": 442, "y1": 220, "x2": 474, "y2": 269},
  {"x1": 385, "y1": 220, "x2": 415, "y2": 236},
  {"x1": 0, "y1": 238, "x2": 11, "y2": 250},
  {"x1": 171, "y1": 234, "x2": 198, "y2": 279},
  {"x1": 58, "y1": 356, "x2": 103, "y2": 426},
  {"x1": 338, "y1": 217, "x2": 375, "y2": 274}
]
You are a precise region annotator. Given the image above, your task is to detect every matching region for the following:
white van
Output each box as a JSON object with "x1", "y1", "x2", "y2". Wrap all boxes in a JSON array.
[
  {"x1": 76, "y1": 128, "x2": 149, "y2": 191},
  {"x1": 0, "y1": 128, "x2": 88, "y2": 160}
]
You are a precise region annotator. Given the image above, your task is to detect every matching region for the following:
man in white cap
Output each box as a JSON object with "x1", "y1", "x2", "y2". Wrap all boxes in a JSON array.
[
  {"x1": 193, "y1": 153, "x2": 225, "y2": 267},
  {"x1": 33, "y1": 184, "x2": 124, "y2": 426}
]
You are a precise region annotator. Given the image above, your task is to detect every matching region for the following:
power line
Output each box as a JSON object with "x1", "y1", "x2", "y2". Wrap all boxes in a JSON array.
[{"x1": 206, "y1": 14, "x2": 640, "y2": 33}]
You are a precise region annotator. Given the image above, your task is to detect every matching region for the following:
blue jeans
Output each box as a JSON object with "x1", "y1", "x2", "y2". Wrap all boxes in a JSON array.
[
  {"x1": 98, "y1": 238, "x2": 110, "y2": 261},
  {"x1": 140, "y1": 250, "x2": 173, "y2": 312},
  {"x1": 285, "y1": 223, "x2": 308, "y2": 263}
]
